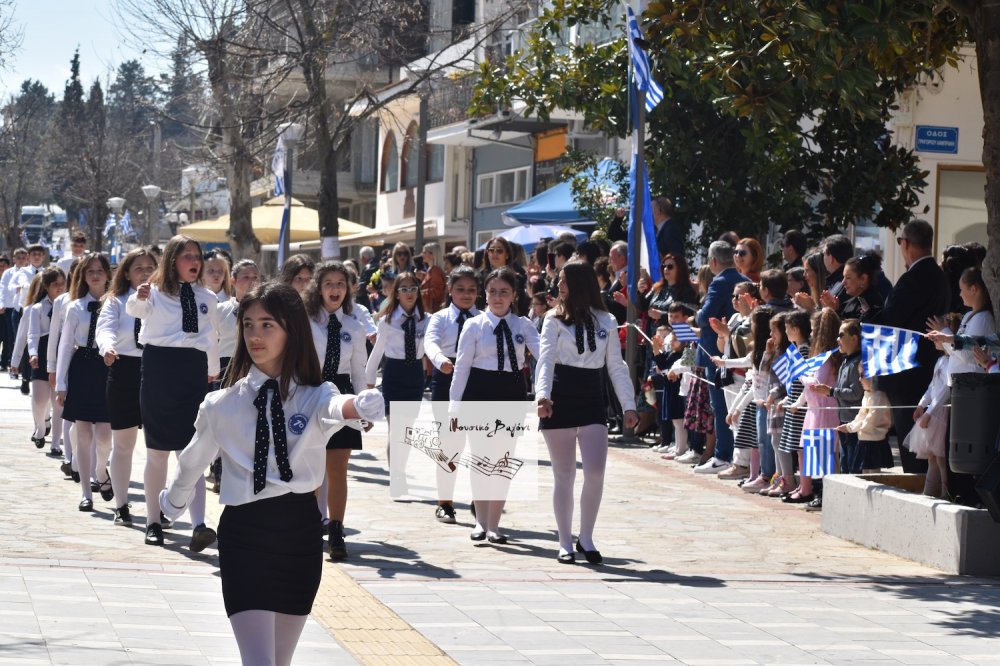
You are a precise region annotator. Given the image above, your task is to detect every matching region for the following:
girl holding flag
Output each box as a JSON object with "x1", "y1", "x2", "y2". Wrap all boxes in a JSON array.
[{"x1": 775, "y1": 310, "x2": 811, "y2": 500}]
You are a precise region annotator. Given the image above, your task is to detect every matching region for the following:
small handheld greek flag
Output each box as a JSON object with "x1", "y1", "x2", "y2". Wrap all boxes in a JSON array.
[
  {"x1": 861, "y1": 323, "x2": 920, "y2": 378},
  {"x1": 798, "y1": 348, "x2": 836, "y2": 381},
  {"x1": 671, "y1": 322, "x2": 698, "y2": 343},
  {"x1": 803, "y1": 428, "x2": 837, "y2": 477}
]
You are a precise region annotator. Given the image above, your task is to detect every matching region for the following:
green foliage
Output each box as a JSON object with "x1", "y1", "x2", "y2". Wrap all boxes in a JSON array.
[
  {"x1": 473, "y1": 0, "x2": 965, "y2": 245},
  {"x1": 562, "y1": 151, "x2": 629, "y2": 234}
]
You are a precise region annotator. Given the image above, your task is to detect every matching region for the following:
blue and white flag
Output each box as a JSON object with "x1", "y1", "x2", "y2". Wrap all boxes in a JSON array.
[
  {"x1": 670, "y1": 321, "x2": 698, "y2": 343},
  {"x1": 624, "y1": 5, "x2": 664, "y2": 112},
  {"x1": 798, "y1": 348, "x2": 837, "y2": 381},
  {"x1": 120, "y1": 210, "x2": 133, "y2": 237},
  {"x1": 802, "y1": 429, "x2": 837, "y2": 477},
  {"x1": 271, "y1": 135, "x2": 285, "y2": 196},
  {"x1": 771, "y1": 345, "x2": 793, "y2": 388},
  {"x1": 861, "y1": 323, "x2": 920, "y2": 378},
  {"x1": 103, "y1": 214, "x2": 116, "y2": 236}
]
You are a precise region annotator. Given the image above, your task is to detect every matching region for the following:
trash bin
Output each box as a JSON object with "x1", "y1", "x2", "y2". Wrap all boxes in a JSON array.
[{"x1": 950, "y1": 373, "x2": 1000, "y2": 475}]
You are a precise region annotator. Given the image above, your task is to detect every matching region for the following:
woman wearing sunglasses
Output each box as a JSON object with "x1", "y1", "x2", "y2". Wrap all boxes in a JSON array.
[
  {"x1": 478, "y1": 236, "x2": 530, "y2": 315},
  {"x1": 733, "y1": 238, "x2": 764, "y2": 283},
  {"x1": 642, "y1": 253, "x2": 698, "y2": 329}
]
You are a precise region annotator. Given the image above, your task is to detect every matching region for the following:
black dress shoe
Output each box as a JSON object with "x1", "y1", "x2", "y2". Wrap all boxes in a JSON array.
[
  {"x1": 782, "y1": 493, "x2": 815, "y2": 504},
  {"x1": 575, "y1": 539, "x2": 603, "y2": 564},
  {"x1": 145, "y1": 523, "x2": 164, "y2": 546},
  {"x1": 486, "y1": 532, "x2": 507, "y2": 545},
  {"x1": 190, "y1": 524, "x2": 217, "y2": 553},
  {"x1": 78, "y1": 499, "x2": 93, "y2": 512},
  {"x1": 469, "y1": 528, "x2": 486, "y2": 541},
  {"x1": 97, "y1": 479, "x2": 114, "y2": 502},
  {"x1": 60, "y1": 462, "x2": 73, "y2": 478},
  {"x1": 557, "y1": 552, "x2": 575, "y2": 564},
  {"x1": 160, "y1": 512, "x2": 173, "y2": 530},
  {"x1": 32, "y1": 437, "x2": 45, "y2": 449},
  {"x1": 90, "y1": 481, "x2": 100, "y2": 493},
  {"x1": 71, "y1": 471, "x2": 81, "y2": 483},
  {"x1": 45, "y1": 418, "x2": 51, "y2": 436},
  {"x1": 328, "y1": 521, "x2": 348, "y2": 561}
]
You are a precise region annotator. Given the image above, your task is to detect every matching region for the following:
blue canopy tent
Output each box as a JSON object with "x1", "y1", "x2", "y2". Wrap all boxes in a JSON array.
[
  {"x1": 501, "y1": 158, "x2": 620, "y2": 226},
  {"x1": 477, "y1": 224, "x2": 588, "y2": 252}
]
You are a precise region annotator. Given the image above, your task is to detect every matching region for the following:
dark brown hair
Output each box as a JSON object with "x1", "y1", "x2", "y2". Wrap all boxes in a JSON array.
[
  {"x1": 554, "y1": 261, "x2": 607, "y2": 325},
  {"x1": 36, "y1": 267, "x2": 67, "y2": 305},
  {"x1": 278, "y1": 253, "x2": 315, "y2": 287},
  {"x1": 384, "y1": 271, "x2": 424, "y2": 323},
  {"x1": 109, "y1": 247, "x2": 158, "y2": 298},
  {"x1": 305, "y1": 261, "x2": 354, "y2": 318},
  {"x1": 72, "y1": 253, "x2": 112, "y2": 300},
  {"x1": 151, "y1": 235, "x2": 203, "y2": 296},
  {"x1": 225, "y1": 282, "x2": 322, "y2": 400},
  {"x1": 484, "y1": 267, "x2": 520, "y2": 316}
]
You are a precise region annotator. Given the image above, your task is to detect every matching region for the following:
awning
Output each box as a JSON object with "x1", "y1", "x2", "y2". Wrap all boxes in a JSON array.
[
  {"x1": 502, "y1": 158, "x2": 619, "y2": 226},
  {"x1": 260, "y1": 218, "x2": 469, "y2": 252},
  {"x1": 181, "y1": 196, "x2": 369, "y2": 244}
]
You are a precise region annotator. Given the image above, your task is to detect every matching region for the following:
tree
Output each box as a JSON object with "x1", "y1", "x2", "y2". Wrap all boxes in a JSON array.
[
  {"x1": 473, "y1": 0, "x2": 965, "y2": 247},
  {"x1": 0, "y1": 81, "x2": 55, "y2": 246},
  {"x1": 47, "y1": 50, "x2": 88, "y2": 225}
]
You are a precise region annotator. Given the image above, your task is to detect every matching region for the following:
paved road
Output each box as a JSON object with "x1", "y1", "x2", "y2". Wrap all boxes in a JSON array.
[{"x1": 2, "y1": 373, "x2": 999, "y2": 665}]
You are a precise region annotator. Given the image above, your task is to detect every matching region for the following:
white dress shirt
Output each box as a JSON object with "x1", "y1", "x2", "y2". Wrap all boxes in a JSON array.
[
  {"x1": 449, "y1": 310, "x2": 540, "y2": 411},
  {"x1": 217, "y1": 297, "x2": 239, "y2": 359},
  {"x1": 26, "y1": 297, "x2": 54, "y2": 357},
  {"x1": 46, "y1": 292, "x2": 71, "y2": 373},
  {"x1": 310, "y1": 308, "x2": 368, "y2": 391},
  {"x1": 11, "y1": 264, "x2": 43, "y2": 309},
  {"x1": 364, "y1": 306, "x2": 428, "y2": 386},
  {"x1": 163, "y1": 366, "x2": 354, "y2": 510},
  {"x1": 424, "y1": 303, "x2": 480, "y2": 370},
  {"x1": 96, "y1": 290, "x2": 144, "y2": 358},
  {"x1": 10, "y1": 305, "x2": 30, "y2": 366},
  {"x1": 57, "y1": 254, "x2": 82, "y2": 275},
  {"x1": 350, "y1": 303, "x2": 378, "y2": 337},
  {"x1": 534, "y1": 308, "x2": 636, "y2": 411},
  {"x1": 944, "y1": 310, "x2": 996, "y2": 383},
  {"x1": 0, "y1": 267, "x2": 17, "y2": 309},
  {"x1": 126, "y1": 283, "x2": 221, "y2": 376},
  {"x1": 56, "y1": 294, "x2": 102, "y2": 392}
]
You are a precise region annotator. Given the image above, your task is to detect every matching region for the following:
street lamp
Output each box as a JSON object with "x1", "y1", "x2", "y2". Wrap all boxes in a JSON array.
[
  {"x1": 106, "y1": 197, "x2": 126, "y2": 256},
  {"x1": 141, "y1": 185, "x2": 161, "y2": 246},
  {"x1": 277, "y1": 122, "x2": 305, "y2": 266}
]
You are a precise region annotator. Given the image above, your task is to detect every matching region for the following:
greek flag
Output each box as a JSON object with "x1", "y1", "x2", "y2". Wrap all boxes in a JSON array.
[
  {"x1": 770, "y1": 345, "x2": 794, "y2": 388},
  {"x1": 802, "y1": 429, "x2": 837, "y2": 477},
  {"x1": 271, "y1": 136, "x2": 285, "y2": 196},
  {"x1": 624, "y1": 5, "x2": 664, "y2": 112},
  {"x1": 120, "y1": 210, "x2": 133, "y2": 237},
  {"x1": 671, "y1": 322, "x2": 698, "y2": 343},
  {"x1": 103, "y1": 214, "x2": 116, "y2": 236},
  {"x1": 861, "y1": 323, "x2": 920, "y2": 378},
  {"x1": 798, "y1": 348, "x2": 837, "y2": 381}
]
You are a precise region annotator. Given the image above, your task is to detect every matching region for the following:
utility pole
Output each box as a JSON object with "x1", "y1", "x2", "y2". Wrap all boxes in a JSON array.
[{"x1": 414, "y1": 94, "x2": 428, "y2": 254}]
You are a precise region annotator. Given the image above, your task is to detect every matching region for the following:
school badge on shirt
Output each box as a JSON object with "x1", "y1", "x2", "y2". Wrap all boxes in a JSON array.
[
  {"x1": 341, "y1": 332, "x2": 352, "y2": 343},
  {"x1": 199, "y1": 303, "x2": 209, "y2": 315},
  {"x1": 288, "y1": 414, "x2": 309, "y2": 435},
  {"x1": 597, "y1": 329, "x2": 608, "y2": 339},
  {"x1": 514, "y1": 334, "x2": 525, "y2": 344}
]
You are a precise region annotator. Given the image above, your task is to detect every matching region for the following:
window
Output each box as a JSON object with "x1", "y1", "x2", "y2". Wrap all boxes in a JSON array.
[
  {"x1": 477, "y1": 167, "x2": 531, "y2": 207},
  {"x1": 380, "y1": 131, "x2": 398, "y2": 193},
  {"x1": 427, "y1": 144, "x2": 445, "y2": 183}
]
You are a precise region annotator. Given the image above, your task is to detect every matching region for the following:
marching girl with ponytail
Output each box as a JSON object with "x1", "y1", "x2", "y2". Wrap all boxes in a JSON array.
[
  {"x1": 536, "y1": 261, "x2": 635, "y2": 564},
  {"x1": 306, "y1": 261, "x2": 368, "y2": 561},
  {"x1": 56, "y1": 253, "x2": 114, "y2": 512},
  {"x1": 127, "y1": 235, "x2": 220, "y2": 550},
  {"x1": 48, "y1": 259, "x2": 81, "y2": 479},
  {"x1": 26, "y1": 269, "x2": 66, "y2": 456},
  {"x1": 96, "y1": 248, "x2": 158, "y2": 527},
  {"x1": 160, "y1": 282, "x2": 384, "y2": 666},
  {"x1": 450, "y1": 267, "x2": 539, "y2": 544}
]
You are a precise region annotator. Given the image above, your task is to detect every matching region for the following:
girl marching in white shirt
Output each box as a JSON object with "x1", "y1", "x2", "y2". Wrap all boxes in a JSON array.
[
  {"x1": 56, "y1": 253, "x2": 114, "y2": 512},
  {"x1": 127, "y1": 235, "x2": 221, "y2": 550},
  {"x1": 305, "y1": 261, "x2": 369, "y2": 561},
  {"x1": 450, "y1": 267, "x2": 540, "y2": 544},
  {"x1": 160, "y1": 282, "x2": 384, "y2": 666},
  {"x1": 536, "y1": 262, "x2": 637, "y2": 564},
  {"x1": 26, "y1": 268, "x2": 67, "y2": 455},
  {"x1": 423, "y1": 266, "x2": 480, "y2": 524},
  {"x1": 96, "y1": 248, "x2": 157, "y2": 527},
  {"x1": 47, "y1": 259, "x2": 80, "y2": 479}
]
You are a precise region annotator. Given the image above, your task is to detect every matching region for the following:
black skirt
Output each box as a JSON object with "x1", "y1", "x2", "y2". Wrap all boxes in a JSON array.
[
  {"x1": 218, "y1": 492, "x2": 323, "y2": 617},
  {"x1": 540, "y1": 364, "x2": 606, "y2": 430},
  {"x1": 62, "y1": 349, "x2": 109, "y2": 423},
  {"x1": 107, "y1": 355, "x2": 142, "y2": 430},
  {"x1": 30, "y1": 335, "x2": 49, "y2": 381},
  {"x1": 462, "y1": 367, "x2": 526, "y2": 402},
  {"x1": 380, "y1": 357, "x2": 425, "y2": 415},
  {"x1": 859, "y1": 436, "x2": 895, "y2": 470},
  {"x1": 327, "y1": 373, "x2": 362, "y2": 450},
  {"x1": 140, "y1": 344, "x2": 208, "y2": 451}
]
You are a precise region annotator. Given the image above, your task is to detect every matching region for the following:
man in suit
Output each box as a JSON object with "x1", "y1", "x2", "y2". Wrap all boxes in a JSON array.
[
  {"x1": 880, "y1": 219, "x2": 949, "y2": 473},
  {"x1": 603, "y1": 241, "x2": 628, "y2": 324},
  {"x1": 694, "y1": 241, "x2": 750, "y2": 474},
  {"x1": 652, "y1": 197, "x2": 685, "y2": 261}
]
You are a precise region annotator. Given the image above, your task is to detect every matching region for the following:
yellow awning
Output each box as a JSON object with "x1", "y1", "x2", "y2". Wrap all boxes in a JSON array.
[{"x1": 181, "y1": 197, "x2": 368, "y2": 244}]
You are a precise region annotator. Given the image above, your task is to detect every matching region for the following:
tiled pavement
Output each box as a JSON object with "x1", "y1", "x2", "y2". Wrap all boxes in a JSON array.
[{"x1": 2, "y1": 374, "x2": 999, "y2": 664}]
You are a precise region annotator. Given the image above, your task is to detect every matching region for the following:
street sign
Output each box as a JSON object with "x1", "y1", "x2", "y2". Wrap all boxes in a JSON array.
[{"x1": 915, "y1": 125, "x2": 959, "y2": 154}]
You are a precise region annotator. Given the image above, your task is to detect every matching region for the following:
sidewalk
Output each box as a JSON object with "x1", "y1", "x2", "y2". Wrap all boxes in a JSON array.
[{"x1": 2, "y1": 373, "x2": 1000, "y2": 665}]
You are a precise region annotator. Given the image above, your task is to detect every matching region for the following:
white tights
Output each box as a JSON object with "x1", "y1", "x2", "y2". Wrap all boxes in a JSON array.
[
  {"x1": 229, "y1": 610, "x2": 307, "y2": 666},
  {"x1": 75, "y1": 421, "x2": 111, "y2": 501},
  {"x1": 543, "y1": 424, "x2": 609, "y2": 553},
  {"x1": 672, "y1": 419, "x2": 688, "y2": 454},
  {"x1": 109, "y1": 427, "x2": 138, "y2": 509},
  {"x1": 31, "y1": 380, "x2": 61, "y2": 445},
  {"x1": 64, "y1": 422, "x2": 74, "y2": 464},
  {"x1": 145, "y1": 449, "x2": 206, "y2": 528}
]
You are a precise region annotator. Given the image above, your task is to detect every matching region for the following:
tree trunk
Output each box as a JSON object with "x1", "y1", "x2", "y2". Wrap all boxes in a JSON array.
[{"x1": 975, "y1": 5, "x2": 1000, "y2": 319}]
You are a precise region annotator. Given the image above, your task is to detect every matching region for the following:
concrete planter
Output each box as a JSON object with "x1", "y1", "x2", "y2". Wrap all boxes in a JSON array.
[{"x1": 821, "y1": 474, "x2": 1000, "y2": 575}]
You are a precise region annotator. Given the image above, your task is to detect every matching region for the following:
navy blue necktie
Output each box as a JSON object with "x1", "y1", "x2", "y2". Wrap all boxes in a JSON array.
[
  {"x1": 84, "y1": 301, "x2": 101, "y2": 358},
  {"x1": 494, "y1": 319, "x2": 518, "y2": 373},
  {"x1": 575, "y1": 317, "x2": 596, "y2": 354},
  {"x1": 402, "y1": 315, "x2": 417, "y2": 364},
  {"x1": 252, "y1": 379, "x2": 294, "y2": 494},
  {"x1": 323, "y1": 315, "x2": 342, "y2": 381},
  {"x1": 180, "y1": 282, "x2": 199, "y2": 333}
]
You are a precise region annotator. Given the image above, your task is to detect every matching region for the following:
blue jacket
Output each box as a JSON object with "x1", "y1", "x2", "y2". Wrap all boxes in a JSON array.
[{"x1": 695, "y1": 267, "x2": 750, "y2": 378}]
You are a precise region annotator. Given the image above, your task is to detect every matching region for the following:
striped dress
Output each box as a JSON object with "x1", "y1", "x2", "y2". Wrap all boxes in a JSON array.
[
  {"x1": 732, "y1": 372, "x2": 758, "y2": 449},
  {"x1": 778, "y1": 343, "x2": 809, "y2": 453}
]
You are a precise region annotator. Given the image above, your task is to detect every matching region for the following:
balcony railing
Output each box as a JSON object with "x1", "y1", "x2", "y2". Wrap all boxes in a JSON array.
[{"x1": 427, "y1": 75, "x2": 482, "y2": 129}]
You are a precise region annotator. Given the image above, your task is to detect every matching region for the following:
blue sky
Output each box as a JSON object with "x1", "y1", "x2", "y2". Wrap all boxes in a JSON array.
[{"x1": 0, "y1": 0, "x2": 159, "y2": 99}]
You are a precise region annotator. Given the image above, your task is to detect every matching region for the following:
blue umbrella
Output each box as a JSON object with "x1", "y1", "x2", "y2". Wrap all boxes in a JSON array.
[
  {"x1": 479, "y1": 224, "x2": 588, "y2": 251},
  {"x1": 502, "y1": 158, "x2": 620, "y2": 226}
]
